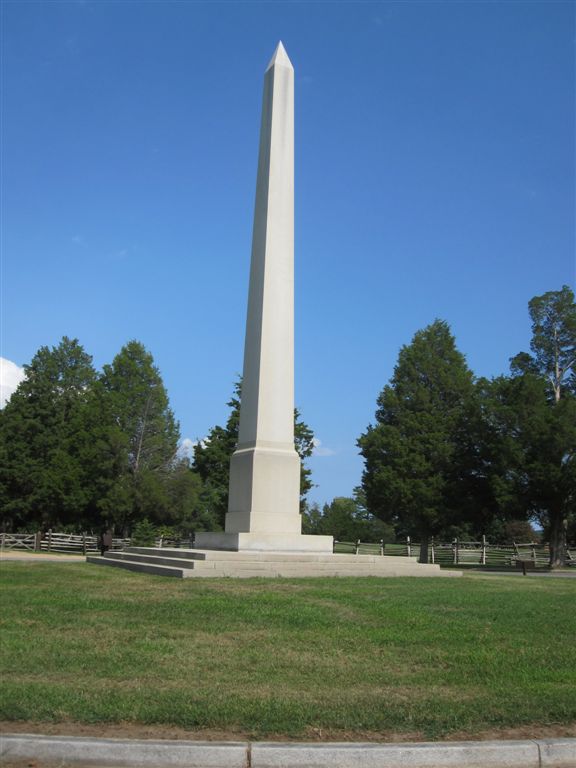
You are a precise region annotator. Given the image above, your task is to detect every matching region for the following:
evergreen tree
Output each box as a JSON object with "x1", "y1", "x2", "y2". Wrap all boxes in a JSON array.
[
  {"x1": 358, "y1": 320, "x2": 476, "y2": 562},
  {"x1": 96, "y1": 341, "x2": 180, "y2": 532},
  {"x1": 0, "y1": 338, "x2": 97, "y2": 530},
  {"x1": 482, "y1": 373, "x2": 575, "y2": 566},
  {"x1": 164, "y1": 458, "x2": 217, "y2": 535}
]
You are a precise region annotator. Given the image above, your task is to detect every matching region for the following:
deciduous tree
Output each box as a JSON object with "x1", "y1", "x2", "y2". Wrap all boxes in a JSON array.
[
  {"x1": 509, "y1": 286, "x2": 575, "y2": 566},
  {"x1": 511, "y1": 285, "x2": 576, "y2": 402},
  {"x1": 303, "y1": 494, "x2": 394, "y2": 542}
]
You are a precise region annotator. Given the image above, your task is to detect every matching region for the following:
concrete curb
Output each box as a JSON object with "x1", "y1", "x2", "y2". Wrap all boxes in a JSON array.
[
  {"x1": 0, "y1": 734, "x2": 247, "y2": 767},
  {"x1": 0, "y1": 734, "x2": 574, "y2": 768}
]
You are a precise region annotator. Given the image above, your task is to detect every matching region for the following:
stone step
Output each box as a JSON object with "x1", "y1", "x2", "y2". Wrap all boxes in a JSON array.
[
  {"x1": 88, "y1": 552, "x2": 460, "y2": 579},
  {"x1": 105, "y1": 550, "x2": 438, "y2": 573},
  {"x1": 124, "y1": 547, "x2": 423, "y2": 565},
  {"x1": 125, "y1": 547, "x2": 208, "y2": 560},
  {"x1": 103, "y1": 551, "x2": 204, "y2": 569}
]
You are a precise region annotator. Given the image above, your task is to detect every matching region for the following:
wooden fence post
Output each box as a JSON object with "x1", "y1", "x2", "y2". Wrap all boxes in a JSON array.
[
  {"x1": 379, "y1": 539, "x2": 384, "y2": 556},
  {"x1": 82, "y1": 532, "x2": 87, "y2": 555},
  {"x1": 453, "y1": 538, "x2": 459, "y2": 565},
  {"x1": 481, "y1": 535, "x2": 487, "y2": 565},
  {"x1": 430, "y1": 537, "x2": 435, "y2": 564},
  {"x1": 407, "y1": 536, "x2": 411, "y2": 558},
  {"x1": 48, "y1": 529, "x2": 52, "y2": 552},
  {"x1": 355, "y1": 539, "x2": 360, "y2": 555}
]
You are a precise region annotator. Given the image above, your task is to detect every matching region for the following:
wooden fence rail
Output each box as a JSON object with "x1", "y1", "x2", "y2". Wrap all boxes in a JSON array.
[
  {"x1": 1, "y1": 531, "x2": 574, "y2": 566},
  {"x1": 0, "y1": 531, "x2": 129, "y2": 554},
  {"x1": 333, "y1": 537, "x2": 575, "y2": 567}
]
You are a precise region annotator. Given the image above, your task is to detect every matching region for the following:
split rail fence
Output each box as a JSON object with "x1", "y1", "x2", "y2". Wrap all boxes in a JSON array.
[
  {"x1": 333, "y1": 537, "x2": 576, "y2": 568},
  {"x1": 1, "y1": 531, "x2": 574, "y2": 567},
  {"x1": 0, "y1": 531, "x2": 130, "y2": 555}
]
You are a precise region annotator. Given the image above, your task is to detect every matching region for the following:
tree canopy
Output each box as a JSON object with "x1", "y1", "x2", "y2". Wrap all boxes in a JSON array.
[
  {"x1": 506, "y1": 286, "x2": 576, "y2": 566},
  {"x1": 2, "y1": 285, "x2": 574, "y2": 563},
  {"x1": 0, "y1": 338, "x2": 97, "y2": 530},
  {"x1": 511, "y1": 285, "x2": 575, "y2": 402},
  {"x1": 358, "y1": 320, "x2": 477, "y2": 561},
  {"x1": 358, "y1": 287, "x2": 575, "y2": 566},
  {"x1": 0, "y1": 338, "x2": 204, "y2": 535}
]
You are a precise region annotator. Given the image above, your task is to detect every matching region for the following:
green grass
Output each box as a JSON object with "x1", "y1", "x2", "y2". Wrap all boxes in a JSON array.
[{"x1": 1, "y1": 563, "x2": 575, "y2": 739}]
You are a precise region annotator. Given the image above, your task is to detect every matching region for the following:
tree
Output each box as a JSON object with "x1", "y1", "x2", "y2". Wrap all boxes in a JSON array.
[
  {"x1": 511, "y1": 285, "x2": 575, "y2": 402},
  {"x1": 358, "y1": 320, "x2": 476, "y2": 562},
  {"x1": 164, "y1": 458, "x2": 217, "y2": 535},
  {"x1": 294, "y1": 408, "x2": 315, "y2": 503},
  {"x1": 0, "y1": 338, "x2": 97, "y2": 530},
  {"x1": 509, "y1": 286, "x2": 576, "y2": 567},
  {"x1": 193, "y1": 380, "x2": 315, "y2": 528},
  {"x1": 303, "y1": 494, "x2": 395, "y2": 542},
  {"x1": 96, "y1": 341, "x2": 180, "y2": 532},
  {"x1": 192, "y1": 384, "x2": 241, "y2": 529}
]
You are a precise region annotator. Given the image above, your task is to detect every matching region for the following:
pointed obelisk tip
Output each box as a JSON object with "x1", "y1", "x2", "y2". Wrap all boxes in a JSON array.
[{"x1": 266, "y1": 41, "x2": 293, "y2": 71}]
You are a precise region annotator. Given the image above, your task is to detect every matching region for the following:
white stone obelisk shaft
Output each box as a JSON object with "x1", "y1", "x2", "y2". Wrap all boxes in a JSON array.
[
  {"x1": 237, "y1": 42, "x2": 295, "y2": 451},
  {"x1": 225, "y1": 42, "x2": 301, "y2": 539},
  {"x1": 196, "y1": 43, "x2": 332, "y2": 552}
]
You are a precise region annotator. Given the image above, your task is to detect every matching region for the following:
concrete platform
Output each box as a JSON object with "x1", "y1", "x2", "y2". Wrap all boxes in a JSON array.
[{"x1": 86, "y1": 547, "x2": 461, "y2": 578}]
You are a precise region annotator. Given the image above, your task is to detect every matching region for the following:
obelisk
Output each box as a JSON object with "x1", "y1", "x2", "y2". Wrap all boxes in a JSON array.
[{"x1": 196, "y1": 43, "x2": 332, "y2": 552}]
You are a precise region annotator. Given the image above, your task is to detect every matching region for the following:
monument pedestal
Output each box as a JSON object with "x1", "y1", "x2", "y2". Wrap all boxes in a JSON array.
[
  {"x1": 88, "y1": 547, "x2": 462, "y2": 578},
  {"x1": 194, "y1": 531, "x2": 334, "y2": 553}
]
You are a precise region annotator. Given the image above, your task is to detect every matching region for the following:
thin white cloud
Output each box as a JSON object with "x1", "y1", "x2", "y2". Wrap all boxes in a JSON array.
[
  {"x1": 177, "y1": 437, "x2": 197, "y2": 460},
  {"x1": 0, "y1": 358, "x2": 26, "y2": 408},
  {"x1": 312, "y1": 438, "x2": 336, "y2": 457}
]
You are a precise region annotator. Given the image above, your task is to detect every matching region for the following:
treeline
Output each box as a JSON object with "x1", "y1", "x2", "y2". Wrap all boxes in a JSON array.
[
  {"x1": 0, "y1": 340, "x2": 314, "y2": 538},
  {"x1": 302, "y1": 286, "x2": 575, "y2": 568},
  {"x1": 355, "y1": 285, "x2": 575, "y2": 568},
  {"x1": 1, "y1": 285, "x2": 574, "y2": 567}
]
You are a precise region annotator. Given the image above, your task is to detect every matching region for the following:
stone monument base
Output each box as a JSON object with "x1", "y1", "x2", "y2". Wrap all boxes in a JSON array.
[
  {"x1": 194, "y1": 531, "x2": 334, "y2": 553},
  {"x1": 88, "y1": 547, "x2": 462, "y2": 579}
]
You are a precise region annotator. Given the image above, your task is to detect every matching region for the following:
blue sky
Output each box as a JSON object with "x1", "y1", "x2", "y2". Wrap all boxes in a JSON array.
[{"x1": 1, "y1": 1, "x2": 574, "y2": 506}]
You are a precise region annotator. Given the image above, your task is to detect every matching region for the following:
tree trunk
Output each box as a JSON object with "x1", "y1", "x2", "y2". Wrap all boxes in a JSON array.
[
  {"x1": 419, "y1": 536, "x2": 430, "y2": 564},
  {"x1": 549, "y1": 512, "x2": 567, "y2": 569}
]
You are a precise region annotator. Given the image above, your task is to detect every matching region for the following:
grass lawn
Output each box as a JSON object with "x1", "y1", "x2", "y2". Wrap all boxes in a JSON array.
[{"x1": 0, "y1": 563, "x2": 575, "y2": 740}]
